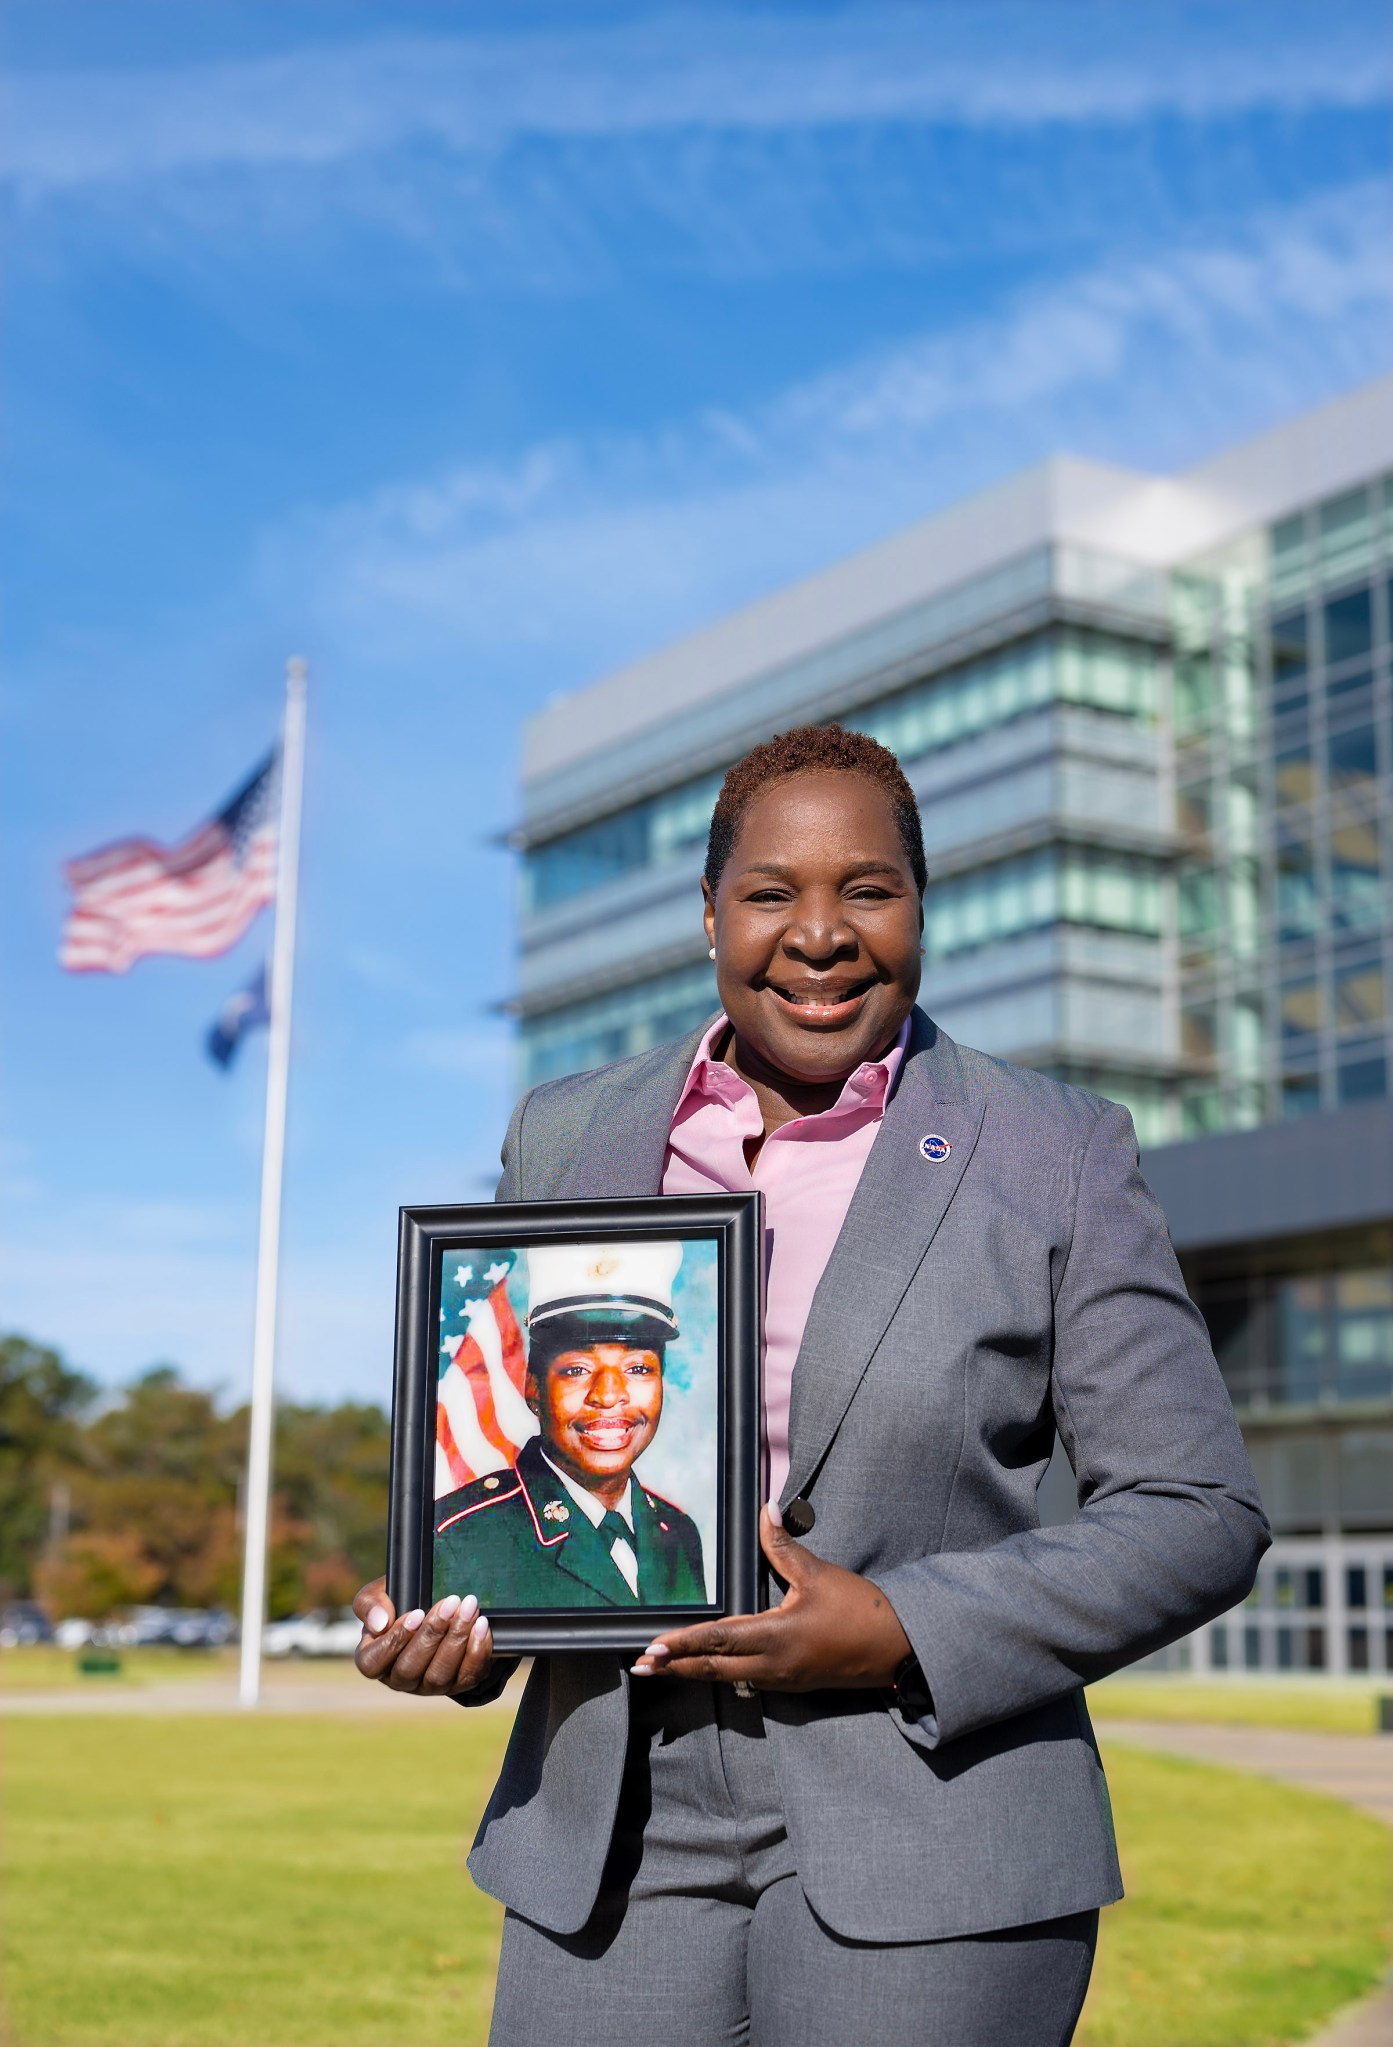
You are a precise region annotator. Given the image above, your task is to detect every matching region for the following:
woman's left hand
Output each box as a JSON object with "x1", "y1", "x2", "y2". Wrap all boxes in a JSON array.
[{"x1": 631, "y1": 1505, "x2": 912, "y2": 1692}]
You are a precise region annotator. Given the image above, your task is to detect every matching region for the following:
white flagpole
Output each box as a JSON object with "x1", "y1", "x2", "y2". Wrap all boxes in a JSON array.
[{"x1": 238, "y1": 656, "x2": 308, "y2": 1710}]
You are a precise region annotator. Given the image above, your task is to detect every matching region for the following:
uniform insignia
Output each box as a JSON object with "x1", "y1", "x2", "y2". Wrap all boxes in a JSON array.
[
  {"x1": 542, "y1": 1500, "x2": 570, "y2": 1524},
  {"x1": 483, "y1": 1475, "x2": 501, "y2": 1491},
  {"x1": 919, "y1": 1132, "x2": 952, "y2": 1162}
]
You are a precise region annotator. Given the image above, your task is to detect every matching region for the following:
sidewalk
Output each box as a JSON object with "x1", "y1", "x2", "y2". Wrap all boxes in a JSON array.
[
  {"x1": 1099, "y1": 1718, "x2": 1393, "y2": 2047},
  {"x1": 1098, "y1": 1717, "x2": 1393, "y2": 1827}
]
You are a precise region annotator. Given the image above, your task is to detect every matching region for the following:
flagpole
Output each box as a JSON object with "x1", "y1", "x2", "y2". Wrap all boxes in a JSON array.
[{"x1": 238, "y1": 657, "x2": 308, "y2": 1709}]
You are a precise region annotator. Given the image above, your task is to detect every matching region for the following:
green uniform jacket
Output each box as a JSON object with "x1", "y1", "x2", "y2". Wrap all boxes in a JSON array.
[{"x1": 433, "y1": 1436, "x2": 707, "y2": 1613}]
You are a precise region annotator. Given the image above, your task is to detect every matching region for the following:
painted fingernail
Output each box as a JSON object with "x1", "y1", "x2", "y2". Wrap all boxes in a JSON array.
[
  {"x1": 630, "y1": 1662, "x2": 653, "y2": 1677},
  {"x1": 437, "y1": 1595, "x2": 461, "y2": 1622},
  {"x1": 366, "y1": 1606, "x2": 389, "y2": 1634},
  {"x1": 470, "y1": 1616, "x2": 489, "y2": 1647},
  {"x1": 766, "y1": 1499, "x2": 784, "y2": 1529},
  {"x1": 643, "y1": 1641, "x2": 670, "y2": 1661},
  {"x1": 403, "y1": 1609, "x2": 425, "y2": 1632}
]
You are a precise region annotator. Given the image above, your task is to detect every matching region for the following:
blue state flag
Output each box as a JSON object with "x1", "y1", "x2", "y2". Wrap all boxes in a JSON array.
[{"x1": 207, "y1": 963, "x2": 270, "y2": 1069}]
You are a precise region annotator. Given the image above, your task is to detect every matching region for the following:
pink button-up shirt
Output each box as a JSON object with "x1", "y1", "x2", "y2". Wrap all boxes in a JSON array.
[{"x1": 662, "y1": 1015, "x2": 909, "y2": 1501}]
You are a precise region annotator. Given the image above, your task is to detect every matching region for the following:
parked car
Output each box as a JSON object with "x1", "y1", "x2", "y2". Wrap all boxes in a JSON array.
[
  {"x1": 109, "y1": 1606, "x2": 234, "y2": 1649},
  {"x1": 114, "y1": 1606, "x2": 179, "y2": 1647},
  {"x1": 0, "y1": 1600, "x2": 54, "y2": 1647},
  {"x1": 163, "y1": 1608, "x2": 237, "y2": 1649},
  {"x1": 54, "y1": 1617, "x2": 95, "y2": 1649},
  {"x1": 262, "y1": 1607, "x2": 362, "y2": 1658}
]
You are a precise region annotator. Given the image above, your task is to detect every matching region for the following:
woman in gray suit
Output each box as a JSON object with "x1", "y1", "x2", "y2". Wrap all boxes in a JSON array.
[{"x1": 356, "y1": 724, "x2": 1268, "y2": 2046}]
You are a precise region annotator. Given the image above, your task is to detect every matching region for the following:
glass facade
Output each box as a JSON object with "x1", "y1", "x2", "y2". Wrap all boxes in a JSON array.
[
  {"x1": 1175, "y1": 473, "x2": 1393, "y2": 1137},
  {"x1": 925, "y1": 845, "x2": 1162, "y2": 962},
  {"x1": 522, "y1": 627, "x2": 1159, "y2": 918},
  {"x1": 1194, "y1": 1264, "x2": 1393, "y2": 1413},
  {"x1": 524, "y1": 772, "x2": 722, "y2": 913},
  {"x1": 520, "y1": 960, "x2": 718, "y2": 1088},
  {"x1": 855, "y1": 625, "x2": 1157, "y2": 760}
]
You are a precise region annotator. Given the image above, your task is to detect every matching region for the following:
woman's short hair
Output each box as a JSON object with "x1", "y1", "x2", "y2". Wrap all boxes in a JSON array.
[{"x1": 704, "y1": 724, "x2": 927, "y2": 896}]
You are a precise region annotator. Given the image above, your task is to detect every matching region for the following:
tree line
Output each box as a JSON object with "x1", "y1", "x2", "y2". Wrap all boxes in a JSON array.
[{"x1": 1, "y1": 1333, "x2": 389, "y2": 1620}]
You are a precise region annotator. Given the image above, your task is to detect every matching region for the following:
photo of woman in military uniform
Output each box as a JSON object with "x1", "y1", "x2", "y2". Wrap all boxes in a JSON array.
[{"x1": 432, "y1": 1239, "x2": 715, "y2": 1613}]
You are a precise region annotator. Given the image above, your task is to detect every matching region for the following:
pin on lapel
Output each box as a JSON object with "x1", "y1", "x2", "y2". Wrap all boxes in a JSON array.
[
  {"x1": 542, "y1": 1500, "x2": 570, "y2": 1523},
  {"x1": 919, "y1": 1133, "x2": 952, "y2": 1163}
]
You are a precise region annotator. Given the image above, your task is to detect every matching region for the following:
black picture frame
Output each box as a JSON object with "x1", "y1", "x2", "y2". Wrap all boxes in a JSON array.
[{"x1": 387, "y1": 1193, "x2": 763, "y2": 1653}]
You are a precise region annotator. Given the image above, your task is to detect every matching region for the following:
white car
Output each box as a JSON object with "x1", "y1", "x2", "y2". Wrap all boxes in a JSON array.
[
  {"x1": 262, "y1": 1607, "x2": 362, "y2": 1658},
  {"x1": 54, "y1": 1617, "x2": 95, "y2": 1649}
]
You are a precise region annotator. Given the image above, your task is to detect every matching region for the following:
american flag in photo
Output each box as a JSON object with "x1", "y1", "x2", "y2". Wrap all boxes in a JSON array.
[
  {"x1": 60, "y1": 754, "x2": 278, "y2": 973},
  {"x1": 437, "y1": 1252, "x2": 538, "y2": 1497}
]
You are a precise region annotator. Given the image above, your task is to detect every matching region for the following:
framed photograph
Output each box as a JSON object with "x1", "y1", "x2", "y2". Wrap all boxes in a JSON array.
[{"x1": 387, "y1": 1193, "x2": 763, "y2": 1652}]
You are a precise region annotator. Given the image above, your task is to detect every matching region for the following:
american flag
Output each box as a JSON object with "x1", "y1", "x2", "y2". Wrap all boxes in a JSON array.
[
  {"x1": 436, "y1": 1250, "x2": 538, "y2": 1497},
  {"x1": 60, "y1": 754, "x2": 278, "y2": 974}
]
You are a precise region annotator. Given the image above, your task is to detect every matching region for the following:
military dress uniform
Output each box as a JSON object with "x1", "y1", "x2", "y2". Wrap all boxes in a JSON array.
[{"x1": 434, "y1": 1435, "x2": 706, "y2": 1611}]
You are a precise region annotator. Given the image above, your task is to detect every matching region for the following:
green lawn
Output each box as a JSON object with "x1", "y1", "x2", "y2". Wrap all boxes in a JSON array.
[
  {"x1": 1080, "y1": 1745, "x2": 1390, "y2": 2047},
  {"x1": 1088, "y1": 1674, "x2": 1389, "y2": 1736},
  {"x1": 0, "y1": 1647, "x2": 366, "y2": 1692},
  {"x1": 1, "y1": 1713, "x2": 1387, "y2": 2047}
]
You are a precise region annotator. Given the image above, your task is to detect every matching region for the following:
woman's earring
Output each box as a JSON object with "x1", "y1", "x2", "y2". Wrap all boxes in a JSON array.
[{"x1": 708, "y1": 945, "x2": 716, "y2": 960}]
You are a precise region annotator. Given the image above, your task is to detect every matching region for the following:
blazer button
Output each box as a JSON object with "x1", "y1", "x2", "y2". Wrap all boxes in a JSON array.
[{"x1": 783, "y1": 1496, "x2": 816, "y2": 1536}]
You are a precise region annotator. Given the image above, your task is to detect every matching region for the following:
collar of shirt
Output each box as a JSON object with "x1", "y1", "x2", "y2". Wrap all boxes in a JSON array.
[
  {"x1": 671, "y1": 1012, "x2": 910, "y2": 1134},
  {"x1": 538, "y1": 1447, "x2": 635, "y2": 1533}
]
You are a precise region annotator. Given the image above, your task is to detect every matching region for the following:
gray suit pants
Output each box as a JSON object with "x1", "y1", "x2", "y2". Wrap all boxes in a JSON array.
[{"x1": 488, "y1": 1682, "x2": 1097, "y2": 2047}]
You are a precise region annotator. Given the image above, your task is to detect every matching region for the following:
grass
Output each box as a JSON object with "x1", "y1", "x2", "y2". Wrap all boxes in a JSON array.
[
  {"x1": 1, "y1": 1711, "x2": 512, "y2": 2047},
  {"x1": 1081, "y1": 1743, "x2": 1391, "y2": 2047},
  {"x1": 1, "y1": 1714, "x2": 1388, "y2": 2047},
  {"x1": 1087, "y1": 1674, "x2": 1389, "y2": 1736},
  {"x1": 0, "y1": 1647, "x2": 364, "y2": 1692}
]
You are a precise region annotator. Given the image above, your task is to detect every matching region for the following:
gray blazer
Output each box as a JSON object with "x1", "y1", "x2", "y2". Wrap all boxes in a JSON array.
[{"x1": 465, "y1": 1010, "x2": 1269, "y2": 1942}]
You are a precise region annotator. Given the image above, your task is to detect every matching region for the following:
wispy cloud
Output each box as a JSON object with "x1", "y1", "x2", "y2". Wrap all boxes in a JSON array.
[
  {"x1": 262, "y1": 179, "x2": 1393, "y2": 677},
  {"x1": 6, "y1": 6, "x2": 1389, "y2": 198}
]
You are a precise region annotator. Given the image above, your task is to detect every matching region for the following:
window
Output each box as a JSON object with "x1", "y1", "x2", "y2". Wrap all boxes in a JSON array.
[
  {"x1": 1274, "y1": 743, "x2": 1316, "y2": 807},
  {"x1": 1196, "y1": 1266, "x2": 1393, "y2": 1413},
  {"x1": 1276, "y1": 831, "x2": 1318, "y2": 941},
  {"x1": 856, "y1": 627, "x2": 1156, "y2": 766},
  {"x1": 1333, "y1": 1273, "x2": 1393, "y2": 1402},
  {"x1": 924, "y1": 846, "x2": 1162, "y2": 961},
  {"x1": 1327, "y1": 665, "x2": 1373, "y2": 710},
  {"x1": 1334, "y1": 959, "x2": 1386, "y2": 1034},
  {"x1": 1174, "y1": 651, "x2": 1215, "y2": 725},
  {"x1": 1177, "y1": 782, "x2": 1212, "y2": 838},
  {"x1": 1323, "y1": 587, "x2": 1373, "y2": 666},
  {"x1": 519, "y1": 962, "x2": 718, "y2": 1087},
  {"x1": 1280, "y1": 979, "x2": 1323, "y2": 1040},
  {"x1": 1178, "y1": 865, "x2": 1219, "y2": 940},
  {"x1": 1281, "y1": 1073, "x2": 1321, "y2": 1119},
  {"x1": 524, "y1": 773, "x2": 722, "y2": 912},
  {"x1": 524, "y1": 627, "x2": 1159, "y2": 916},
  {"x1": 1338, "y1": 1054, "x2": 1387, "y2": 1104},
  {"x1": 1269, "y1": 608, "x2": 1308, "y2": 684},
  {"x1": 1276, "y1": 1277, "x2": 1317, "y2": 1408},
  {"x1": 1331, "y1": 814, "x2": 1382, "y2": 931},
  {"x1": 1319, "y1": 486, "x2": 1373, "y2": 580},
  {"x1": 1328, "y1": 725, "x2": 1379, "y2": 799}
]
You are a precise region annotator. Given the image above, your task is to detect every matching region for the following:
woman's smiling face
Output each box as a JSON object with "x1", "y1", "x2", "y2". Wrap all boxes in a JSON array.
[
  {"x1": 526, "y1": 1342, "x2": 664, "y2": 1491},
  {"x1": 704, "y1": 769, "x2": 923, "y2": 1087}
]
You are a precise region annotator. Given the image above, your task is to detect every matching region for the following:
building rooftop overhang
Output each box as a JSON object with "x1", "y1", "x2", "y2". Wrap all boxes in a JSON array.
[{"x1": 522, "y1": 375, "x2": 1393, "y2": 803}]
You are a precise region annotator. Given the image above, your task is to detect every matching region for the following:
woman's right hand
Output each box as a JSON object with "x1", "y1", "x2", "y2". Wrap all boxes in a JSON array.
[{"x1": 352, "y1": 1578, "x2": 495, "y2": 1696}]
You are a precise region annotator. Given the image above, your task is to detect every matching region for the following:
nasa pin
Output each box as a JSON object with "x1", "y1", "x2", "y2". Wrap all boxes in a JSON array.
[{"x1": 919, "y1": 1132, "x2": 952, "y2": 1163}]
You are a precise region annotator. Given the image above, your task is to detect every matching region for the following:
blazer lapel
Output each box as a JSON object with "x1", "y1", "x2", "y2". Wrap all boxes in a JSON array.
[
  {"x1": 555, "y1": 1022, "x2": 712, "y2": 1200},
  {"x1": 783, "y1": 1012, "x2": 987, "y2": 1503}
]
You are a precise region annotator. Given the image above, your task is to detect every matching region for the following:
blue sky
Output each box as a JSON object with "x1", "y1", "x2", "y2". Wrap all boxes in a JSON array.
[{"x1": 3, "y1": 0, "x2": 1391, "y2": 1407}]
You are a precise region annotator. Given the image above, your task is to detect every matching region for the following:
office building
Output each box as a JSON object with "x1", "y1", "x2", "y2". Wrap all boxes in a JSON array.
[{"x1": 514, "y1": 378, "x2": 1393, "y2": 1676}]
